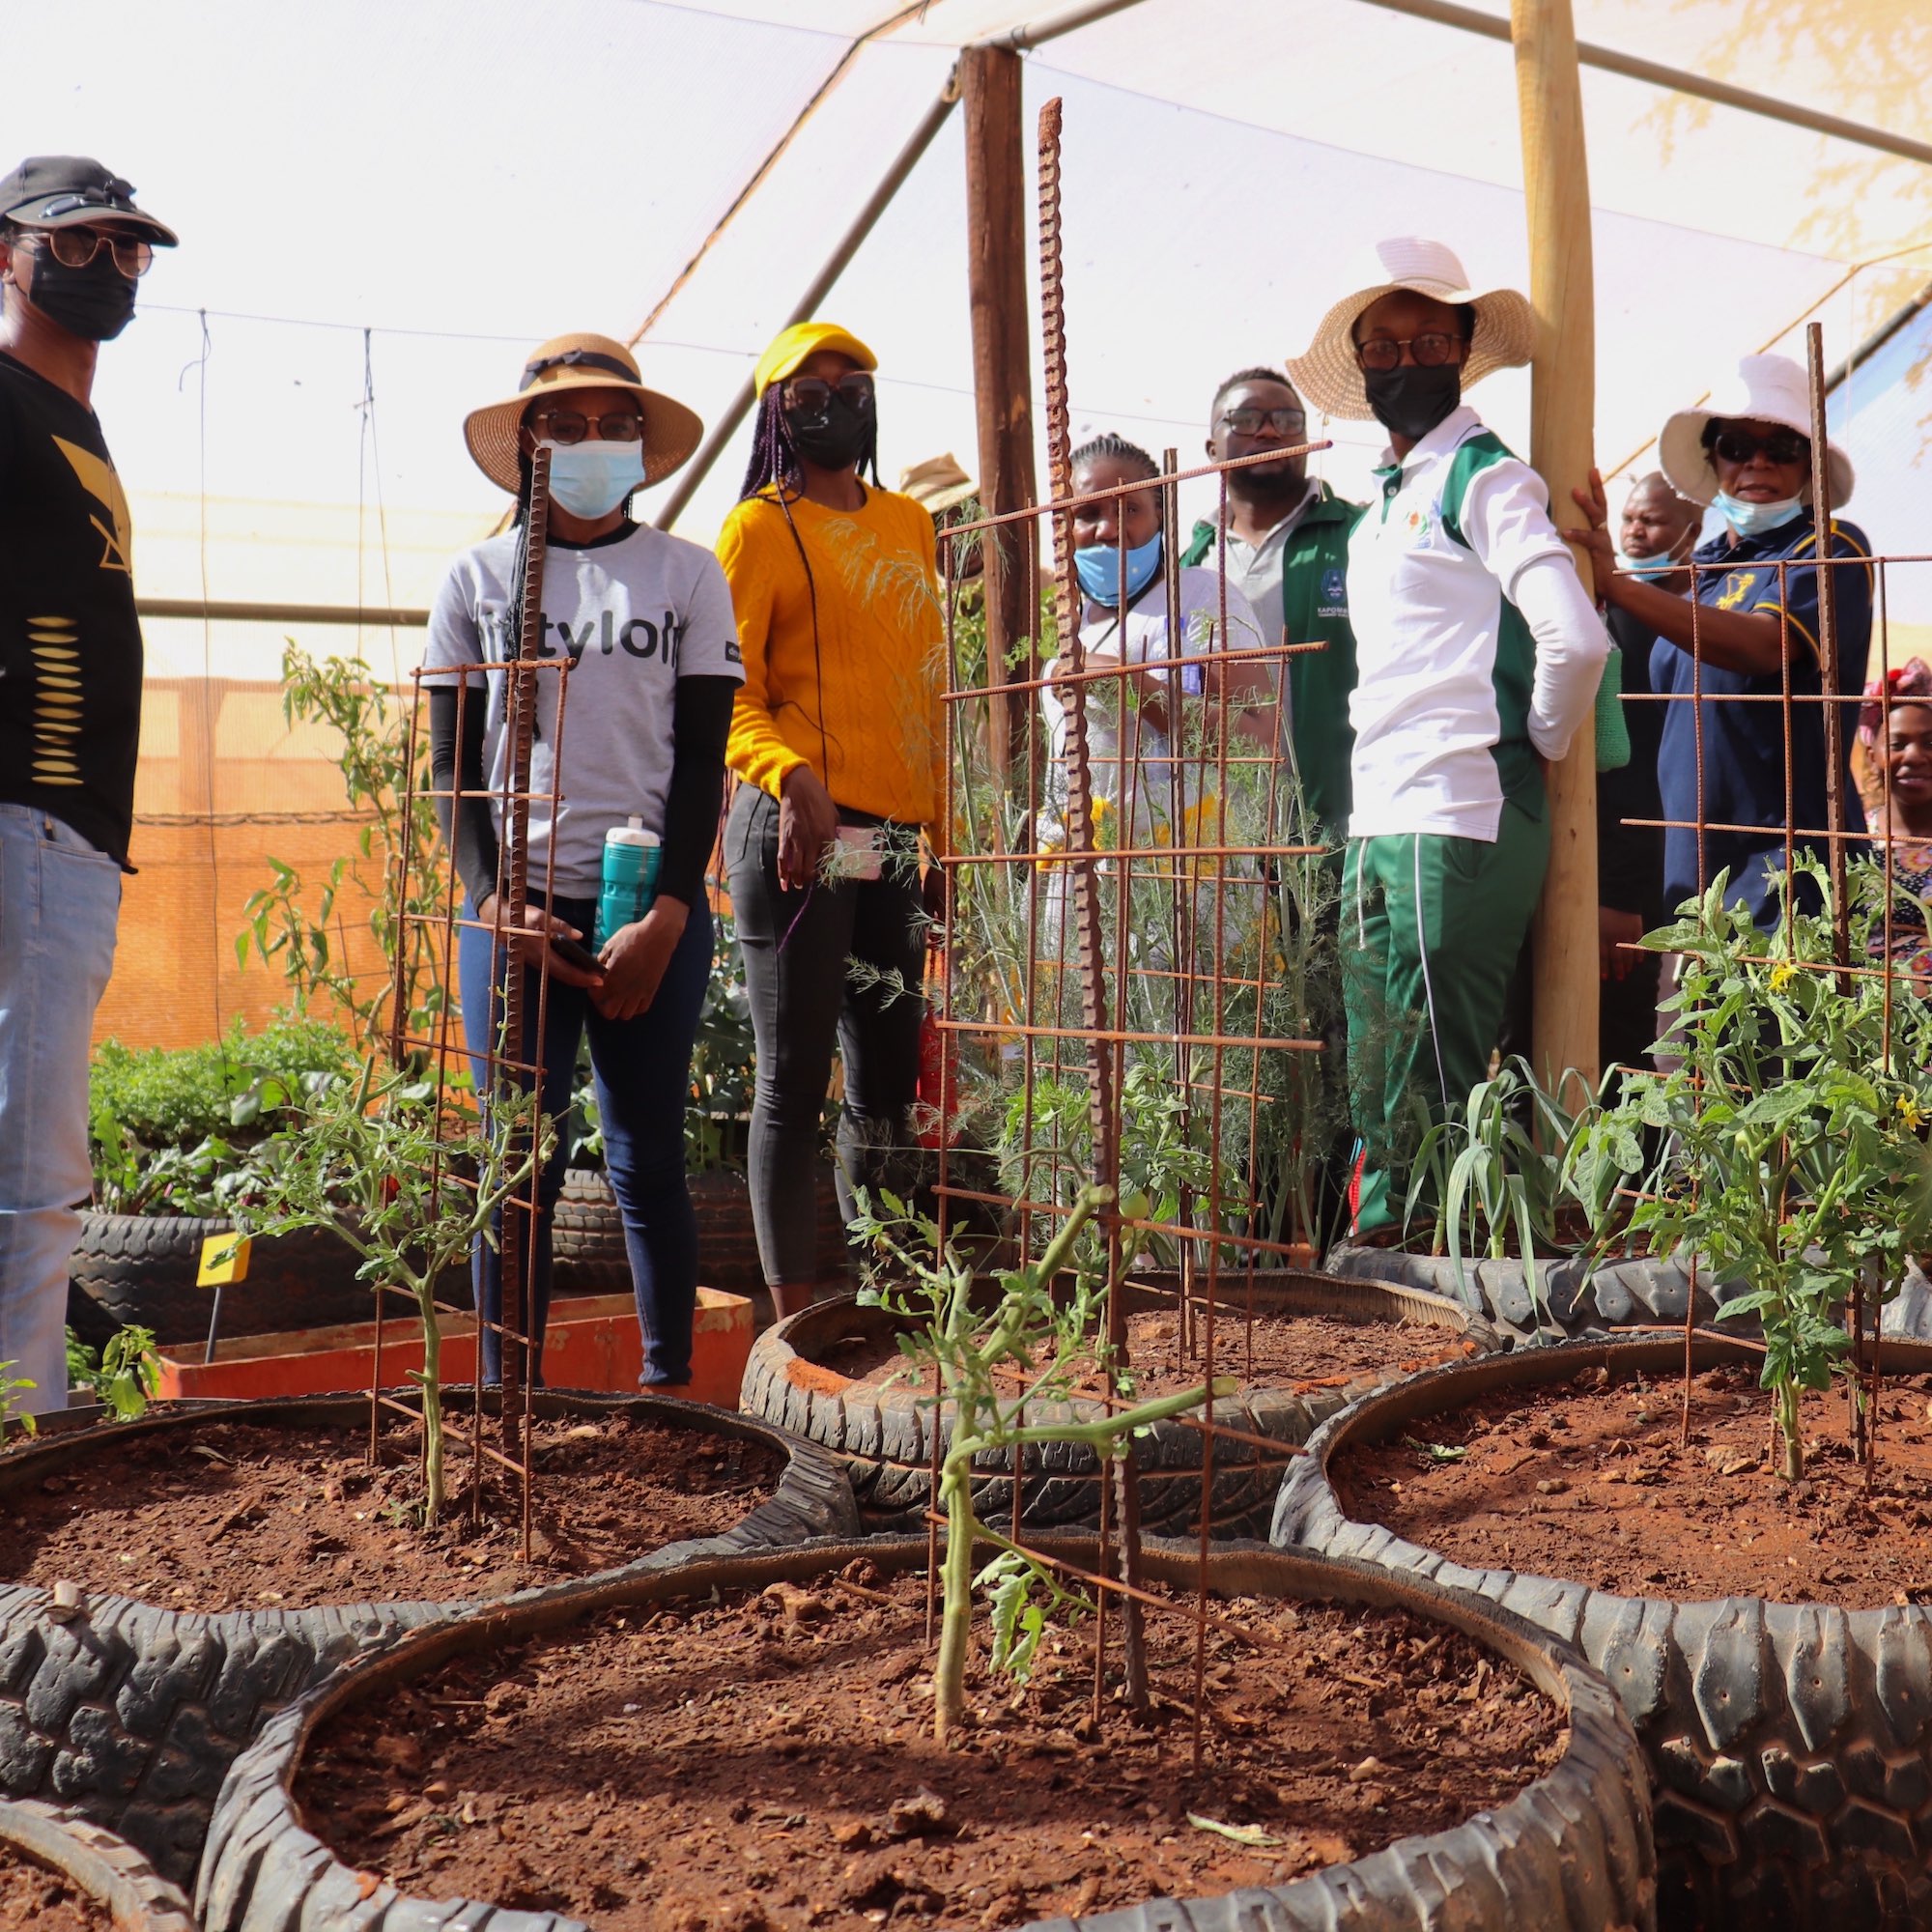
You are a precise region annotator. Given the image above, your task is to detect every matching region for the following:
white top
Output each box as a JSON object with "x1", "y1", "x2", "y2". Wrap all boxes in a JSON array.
[
  {"x1": 424, "y1": 523, "x2": 744, "y2": 896},
  {"x1": 1039, "y1": 565, "x2": 1264, "y2": 837},
  {"x1": 1345, "y1": 405, "x2": 1605, "y2": 841},
  {"x1": 1213, "y1": 482, "x2": 1314, "y2": 647}
]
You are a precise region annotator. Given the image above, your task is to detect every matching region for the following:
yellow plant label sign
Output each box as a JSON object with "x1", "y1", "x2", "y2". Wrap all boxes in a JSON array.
[{"x1": 197, "y1": 1234, "x2": 252, "y2": 1287}]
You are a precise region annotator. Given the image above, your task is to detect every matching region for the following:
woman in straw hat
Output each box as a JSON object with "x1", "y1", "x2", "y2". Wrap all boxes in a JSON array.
[
  {"x1": 1287, "y1": 238, "x2": 1607, "y2": 1237},
  {"x1": 1567, "y1": 352, "x2": 1873, "y2": 931},
  {"x1": 424, "y1": 331, "x2": 743, "y2": 1387},
  {"x1": 717, "y1": 321, "x2": 943, "y2": 1316}
]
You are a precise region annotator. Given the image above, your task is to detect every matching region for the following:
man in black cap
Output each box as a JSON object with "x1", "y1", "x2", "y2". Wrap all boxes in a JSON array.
[{"x1": 0, "y1": 156, "x2": 176, "y2": 1412}]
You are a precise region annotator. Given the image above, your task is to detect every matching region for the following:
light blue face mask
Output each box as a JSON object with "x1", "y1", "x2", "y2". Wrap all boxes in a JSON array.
[
  {"x1": 543, "y1": 439, "x2": 647, "y2": 520},
  {"x1": 1615, "y1": 532, "x2": 1690, "y2": 578},
  {"x1": 1074, "y1": 532, "x2": 1162, "y2": 607},
  {"x1": 1714, "y1": 490, "x2": 1805, "y2": 541}
]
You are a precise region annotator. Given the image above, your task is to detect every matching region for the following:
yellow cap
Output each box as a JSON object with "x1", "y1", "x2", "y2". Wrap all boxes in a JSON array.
[{"x1": 753, "y1": 321, "x2": 877, "y2": 398}]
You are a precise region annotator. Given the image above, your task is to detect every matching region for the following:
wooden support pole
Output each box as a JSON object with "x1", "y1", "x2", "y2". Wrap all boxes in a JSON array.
[
  {"x1": 1513, "y1": 0, "x2": 1600, "y2": 1095},
  {"x1": 961, "y1": 43, "x2": 1040, "y2": 779}
]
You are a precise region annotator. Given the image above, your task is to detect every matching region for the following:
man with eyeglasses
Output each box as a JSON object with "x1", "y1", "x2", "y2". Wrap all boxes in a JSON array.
[
  {"x1": 0, "y1": 156, "x2": 176, "y2": 1411},
  {"x1": 1569, "y1": 353, "x2": 1872, "y2": 931},
  {"x1": 1288, "y1": 239, "x2": 1607, "y2": 1238},
  {"x1": 1180, "y1": 368, "x2": 1362, "y2": 844}
]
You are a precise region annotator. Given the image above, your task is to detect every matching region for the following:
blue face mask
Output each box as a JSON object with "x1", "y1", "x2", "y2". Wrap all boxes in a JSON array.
[
  {"x1": 543, "y1": 439, "x2": 647, "y2": 520},
  {"x1": 1714, "y1": 490, "x2": 1804, "y2": 541},
  {"x1": 1074, "y1": 532, "x2": 1162, "y2": 607}
]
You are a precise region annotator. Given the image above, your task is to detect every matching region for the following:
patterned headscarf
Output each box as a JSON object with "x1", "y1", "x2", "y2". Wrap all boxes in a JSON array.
[{"x1": 1860, "y1": 659, "x2": 1932, "y2": 746}]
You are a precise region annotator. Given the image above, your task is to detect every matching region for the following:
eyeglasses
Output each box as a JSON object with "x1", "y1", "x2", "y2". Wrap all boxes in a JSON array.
[
  {"x1": 531, "y1": 409, "x2": 644, "y2": 444},
  {"x1": 1712, "y1": 427, "x2": 1808, "y2": 468},
  {"x1": 1352, "y1": 332, "x2": 1463, "y2": 372},
  {"x1": 1220, "y1": 407, "x2": 1306, "y2": 435},
  {"x1": 29, "y1": 225, "x2": 154, "y2": 279},
  {"x1": 781, "y1": 373, "x2": 875, "y2": 416}
]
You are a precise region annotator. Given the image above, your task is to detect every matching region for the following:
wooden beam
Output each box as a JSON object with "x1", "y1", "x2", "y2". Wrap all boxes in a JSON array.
[
  {"x1": 960, "y1": 43, "x2": 1040, "y2": 780},
  {"x1": 1513, "y1": 0, "x2": 1600, "y2": 1095}
]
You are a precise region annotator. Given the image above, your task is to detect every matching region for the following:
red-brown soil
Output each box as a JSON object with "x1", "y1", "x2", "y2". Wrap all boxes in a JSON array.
[
  {"x1": 298, "y1": 1560, "x2": 1563, "y2": 1930},
  {"x1": 1335, "y1": 1362, "x2": 1932, "y2": 1606},
  {"x1": 0, "y1": 1845, "x2": 108, "y2": 1930},
  {"x1": 827, "y1": 1311, "x2": 1474, "y2": 1403},
  {"x1": 0, "y1": 1414, "x2": 781, "y2": 1610}
]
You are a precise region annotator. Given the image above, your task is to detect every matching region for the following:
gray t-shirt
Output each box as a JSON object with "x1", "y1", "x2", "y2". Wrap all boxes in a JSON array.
[{"x1": 424, "y1": 522, "x2": 743, "y2": 896}]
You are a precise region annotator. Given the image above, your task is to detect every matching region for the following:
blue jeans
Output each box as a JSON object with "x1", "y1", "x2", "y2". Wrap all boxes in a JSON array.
[
  {"x1": 0, "y1": 806, "x2": 122, "y2": 1415},
  {"x1": 458, "y1": 893, "x2": 711, "y2": 1386}
]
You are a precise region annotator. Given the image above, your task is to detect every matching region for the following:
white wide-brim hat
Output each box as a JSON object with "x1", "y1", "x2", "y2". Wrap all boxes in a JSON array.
[
  {"x1": 1287, "y1": 237, "x2": 1535, "y2": 421},
  {"x1": 1658, "y1": 353, "x2": 1855, "y2": 509}
]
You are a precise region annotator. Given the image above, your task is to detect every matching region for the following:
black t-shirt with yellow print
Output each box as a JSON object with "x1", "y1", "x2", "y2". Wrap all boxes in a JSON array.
[{"x1": 0, "y1": 350, "x2": 142, "y2": 866}]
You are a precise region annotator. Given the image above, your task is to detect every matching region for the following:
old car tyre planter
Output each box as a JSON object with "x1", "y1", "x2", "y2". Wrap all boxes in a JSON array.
[
  {"x1": 192, "y1": 1536, "x2": 1656, "y2": 1932},
  {"x1": 0, "y1": 1796, "x2": 197, "y2": 1930},
  {"x1": 0, "y1": 1391, "x2": 854, "y2": 1891},
  {"x1": 1271, "y1": 1335, "x2": 1932, "y2": 1930},
  {"x1": 742, "y1": 1274, "x2": 1499, "y2": 1538}
]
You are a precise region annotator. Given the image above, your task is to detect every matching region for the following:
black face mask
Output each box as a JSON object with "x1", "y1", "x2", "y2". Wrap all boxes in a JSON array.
[
  {"x1": 1363, "y1": 363, "x2": 1461, "y2": 443},
  {"x1": 786, "y1": 394, "x2": 870, "y2": 472},
  {"x1": 23, "y1": 246, "x2": 138, "y2": 342}
]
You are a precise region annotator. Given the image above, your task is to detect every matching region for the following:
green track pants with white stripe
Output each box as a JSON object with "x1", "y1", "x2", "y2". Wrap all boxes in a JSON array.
[{"x1": 1342, "y1": 802, "x2": 1550, "y2": 1236}]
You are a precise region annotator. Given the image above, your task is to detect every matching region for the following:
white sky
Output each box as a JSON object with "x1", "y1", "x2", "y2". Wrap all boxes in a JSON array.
[{"x1": 10, "y1": 0, "x2": 1930, "y2": 675}]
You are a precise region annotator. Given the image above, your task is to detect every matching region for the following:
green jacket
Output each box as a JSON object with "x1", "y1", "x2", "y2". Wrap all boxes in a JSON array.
[{"x1": 1181, "y1": 482, "x2": 1363, "y2": 839}]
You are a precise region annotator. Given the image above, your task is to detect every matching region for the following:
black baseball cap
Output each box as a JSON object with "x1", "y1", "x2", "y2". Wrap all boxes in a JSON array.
[{"x1": 0, "y1": 156, "x2": 177, "y2": 245}]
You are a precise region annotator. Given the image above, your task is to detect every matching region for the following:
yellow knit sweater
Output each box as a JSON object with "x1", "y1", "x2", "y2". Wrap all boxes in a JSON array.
[{"x1": 718, "y1": 486, "x2": 943, "y2": 827}]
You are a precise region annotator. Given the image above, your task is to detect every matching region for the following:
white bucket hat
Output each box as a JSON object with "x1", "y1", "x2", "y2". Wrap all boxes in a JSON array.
[
  {"x1": 1658, "y1": 353, "x2": 1855, "y2": 510},
  {"x1": 1287, "y1": 237, "x2": 1536, "y2": 421}
]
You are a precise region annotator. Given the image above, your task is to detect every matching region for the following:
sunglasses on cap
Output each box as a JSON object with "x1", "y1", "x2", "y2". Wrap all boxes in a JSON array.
[
  {"x1": 529, "y1": 407, "x2": 643, "y2": 444},
  {"x1": 781, "y1": 372, "x2": 875, "y2": 416},
  {"x1": 1220, "y1": 406, "x2": 1306, "y2": 435},
  {"x1": 23, "y1": 224, "x2": 154, "y2": 279},
  {"x1": 1711, "y1": 426, "x2": 1809, "y2": 468}
]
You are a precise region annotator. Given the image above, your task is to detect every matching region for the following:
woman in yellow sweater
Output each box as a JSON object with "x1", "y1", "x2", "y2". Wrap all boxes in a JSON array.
[{"x1": 718, "y1": 321, "x2": 942, "y2": 1313}]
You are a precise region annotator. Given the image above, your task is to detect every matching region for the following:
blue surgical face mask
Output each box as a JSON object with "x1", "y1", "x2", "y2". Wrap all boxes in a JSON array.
[
  {"x1": 1074, "y1": 532, "x2": 1162, "y2": 607},
  {"x1": 1714, "y1": 490, "x2": 1804, "y2": 541},
  {"x1": 1616, "y1": 530, "x2": 1691, "y2": 577},
  {"x1": 542, "y1": 439, "x2": 647, "y2": 520}
]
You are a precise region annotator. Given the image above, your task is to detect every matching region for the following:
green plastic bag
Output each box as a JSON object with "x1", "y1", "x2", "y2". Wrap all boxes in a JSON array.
[{"x1": 1595, "y1": 643, "x2": 1631, "y2": 773}]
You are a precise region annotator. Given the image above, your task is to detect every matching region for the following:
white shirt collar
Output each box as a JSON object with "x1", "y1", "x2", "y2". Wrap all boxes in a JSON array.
[{"x1": 1377, "y1": 404, "x2": 1481, "y2": 472}]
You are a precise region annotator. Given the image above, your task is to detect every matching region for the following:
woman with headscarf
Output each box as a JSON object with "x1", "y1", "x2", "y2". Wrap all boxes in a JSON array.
[
  {"x1": 718, "y1": 322, "x2": 944, "y2": 1316},
  {"x1": 1854, "y1": 661, "x2": 1932, "y2": 981},
  {"x1": 1568, "y1": 353, "x2": 1873, "y2": 930},
  {"x1": 424, "y1": 332, "x2": 742, "y2": 1387},
  {"x1": 1287, "y1": 237, "x2": 1608, "y2": 1237}
]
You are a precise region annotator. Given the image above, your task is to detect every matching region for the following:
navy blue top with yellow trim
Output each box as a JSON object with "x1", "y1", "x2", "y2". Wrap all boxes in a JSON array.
[{"x1": 1651, "y1": 509, "x2": 1873, "y2": 928}]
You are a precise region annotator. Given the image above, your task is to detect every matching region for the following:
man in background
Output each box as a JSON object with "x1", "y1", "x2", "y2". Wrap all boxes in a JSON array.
[
  {"x1": 1182, "y1": 366, "x2": 1362, "y2": 846},
  {"x1": 0, "y1": 156, "x2": 176, "y2": 1410}
]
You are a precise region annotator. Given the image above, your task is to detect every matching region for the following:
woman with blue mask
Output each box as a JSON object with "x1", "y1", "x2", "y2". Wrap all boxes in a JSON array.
[
  {"x1": 1039, "y1": 433, "x2": 1270, "y2": 855},
  {"x1": 423, "y1": 332, "x2": 744, "y2": 1388},
  {"x1": 1567, "y1": 353, "x2": 1873, "y2": 930}
]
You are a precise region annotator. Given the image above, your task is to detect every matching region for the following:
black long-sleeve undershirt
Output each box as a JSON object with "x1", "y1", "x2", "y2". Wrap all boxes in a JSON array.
[{"x1": 426, "y1": 674, "x2": 738, "y2": 913}]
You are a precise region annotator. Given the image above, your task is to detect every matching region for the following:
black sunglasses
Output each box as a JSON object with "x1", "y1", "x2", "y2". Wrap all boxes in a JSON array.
[
  {"x1": 1220, "y1": 406, "x2": 1306, "y2": 435},
  {"x1": 1712, "y1": 426, "x2": 1809, "y2": 468},
  {"x1": 782, "y1": 373, "x2": 875, "y2": 417}
]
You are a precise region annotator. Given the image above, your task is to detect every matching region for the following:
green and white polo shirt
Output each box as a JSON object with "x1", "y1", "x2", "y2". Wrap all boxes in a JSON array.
[{"x1": 1346, "y1": 405, "x2": 1579, "y2": 843}]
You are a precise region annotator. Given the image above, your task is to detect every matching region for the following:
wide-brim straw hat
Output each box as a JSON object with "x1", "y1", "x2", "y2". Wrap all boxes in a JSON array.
[
  {"x1": 898, "y1": 452, "x2": 976, "y2": 514},
  {"x1": 1658, "y1": 352, "x2": 1855, "y2": 509},
  {"x1": 463, "y1": 332, "x2": 704, "y2": 496},
  {"x1": 1287, "y1": 237, "x2": 1535, "y2": 421}
]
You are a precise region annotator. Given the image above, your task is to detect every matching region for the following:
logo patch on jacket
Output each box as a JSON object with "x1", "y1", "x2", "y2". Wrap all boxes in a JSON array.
[{"x1": 1319, "y1": 566, "x2": 1348, "y2": 614}]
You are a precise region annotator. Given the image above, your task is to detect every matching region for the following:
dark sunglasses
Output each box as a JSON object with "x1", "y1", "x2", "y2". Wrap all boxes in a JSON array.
[
  {"x1": 782, "y1": 373, "x2": 875, "y2": 416},
  {"x1": 1220, "y1": 406, "x2": 1306, "y2": 435},
  {"x1": 530, "y1": 409, "x2": 643, "y2": 444},
  {"x1": 31, "y1": 225, "x2": 154, "y2": 279},
  {"x1": 1712, "y1": 426, "x2": 1809, "y2": 468},
  {"x1": 1353, "y1": 331, "x2": 1463, "y2": 372}
]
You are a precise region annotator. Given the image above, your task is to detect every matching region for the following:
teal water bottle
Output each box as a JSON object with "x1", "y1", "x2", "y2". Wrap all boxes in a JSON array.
[{"x1": 596, "y1": 817, "x2": 661, "y2": 946}]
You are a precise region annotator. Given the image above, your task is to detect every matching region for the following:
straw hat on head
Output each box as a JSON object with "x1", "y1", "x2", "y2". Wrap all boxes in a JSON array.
[
  {"x1": 1658, "y1": 353, "x2": 1855, "y2": 510},
  {"x1": 463, "y1": 332, "x2": 704, "y2": 496},
  {"x1": 897, "y1": 452, "x2": 976, "y2": 514},
  {"x1": 1287, "y1": 237, "x2": 1535, "y2": 421}
]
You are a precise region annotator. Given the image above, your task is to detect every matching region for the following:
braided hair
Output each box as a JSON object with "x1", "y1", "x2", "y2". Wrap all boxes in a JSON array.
[{"x1": 738, "y1": 384, "x2": 882, "y2": 503}]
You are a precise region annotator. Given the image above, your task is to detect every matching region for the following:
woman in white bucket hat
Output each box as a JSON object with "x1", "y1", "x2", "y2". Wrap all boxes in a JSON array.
[
  {"x1": 1288, "y1": 237, "x2": 1607, "y2": 1237},
  {"x1": 1566, "y1": 352, "x2": 1873, "y2": 931}
]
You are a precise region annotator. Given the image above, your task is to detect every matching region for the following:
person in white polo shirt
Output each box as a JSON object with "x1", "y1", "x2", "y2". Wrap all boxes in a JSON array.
[{"x1": 1288, "y1": 238, "x2": 1607, "y2": 1236}]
